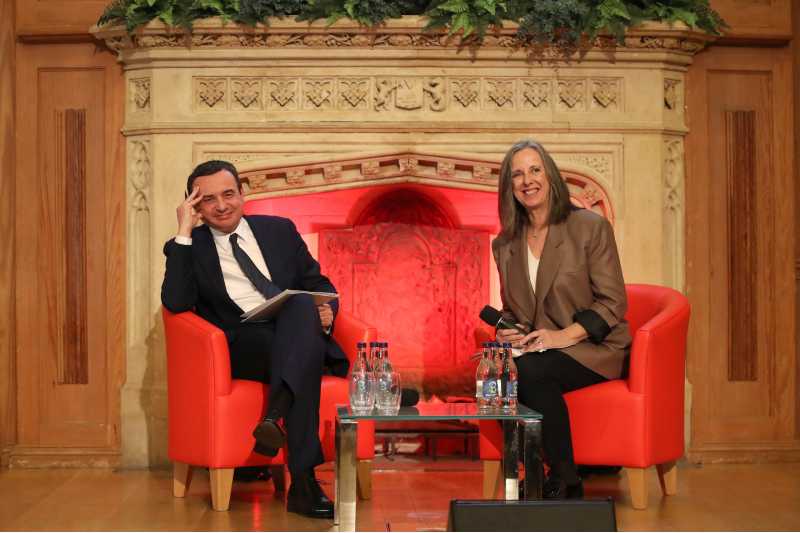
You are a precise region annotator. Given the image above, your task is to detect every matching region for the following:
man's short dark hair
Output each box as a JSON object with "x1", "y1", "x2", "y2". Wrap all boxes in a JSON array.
[{"x1": 186, "y1": 160, "x2": 242, "y2": 195}]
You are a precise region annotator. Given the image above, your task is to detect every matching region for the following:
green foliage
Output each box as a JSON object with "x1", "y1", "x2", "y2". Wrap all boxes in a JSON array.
[
  {"x1": 97, "y1": 0, "x2": 727, "y2": 46},
  {"x1": 424, "y1": 0, "x2": 509, "y2": 38}
]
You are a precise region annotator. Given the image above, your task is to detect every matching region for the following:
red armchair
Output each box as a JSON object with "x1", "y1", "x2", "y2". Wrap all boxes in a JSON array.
[
  {"x1": 479, "y1": 283, "x2": 691, "y2": 509},
  {"x1": 163, "y1": 308, "x2": 377, "y2": 511}
]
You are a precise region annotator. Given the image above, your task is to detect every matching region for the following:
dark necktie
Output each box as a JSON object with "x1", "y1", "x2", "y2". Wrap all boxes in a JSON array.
[{"x1": 229, "y1": 233, "x2": 282, "y2": 299}]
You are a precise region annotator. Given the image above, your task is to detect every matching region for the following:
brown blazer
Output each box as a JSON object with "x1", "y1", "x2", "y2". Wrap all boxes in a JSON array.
[{"x1": 492, "y1": 208, "x2": 631, "y2": 379}]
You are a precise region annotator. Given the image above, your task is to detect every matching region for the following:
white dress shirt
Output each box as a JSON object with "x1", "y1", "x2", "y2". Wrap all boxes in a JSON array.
[{"x1": 175, "y1": 218, "x2": 271, "y2": 314}]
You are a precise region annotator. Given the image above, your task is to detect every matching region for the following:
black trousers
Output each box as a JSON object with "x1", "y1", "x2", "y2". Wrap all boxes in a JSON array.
[
  {"x1": 224, "y1": 294, "x2": 326, "y2": 475},
  {"x1": 516, "y1": 350, "x2": 606, "y2": 480}
]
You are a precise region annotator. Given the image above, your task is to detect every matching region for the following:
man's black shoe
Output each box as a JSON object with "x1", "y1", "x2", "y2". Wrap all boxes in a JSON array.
[
  {"x1": 234, "y1": 466, "x2": 272, "y2": 483},
  {"x1": 286, "y1": 471, "x2": 334, "y2": 519},
  {"x1": 543, "y1": 475, "x2": 584, "y2": 499},
  {"x1": 252, "y1": 417, "x2": 286, "y2": 454}
]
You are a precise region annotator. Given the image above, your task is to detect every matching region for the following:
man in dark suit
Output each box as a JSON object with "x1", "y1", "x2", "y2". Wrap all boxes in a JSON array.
[{"x1": 161, "y1": 160, "x2": 346, "y2": 519}]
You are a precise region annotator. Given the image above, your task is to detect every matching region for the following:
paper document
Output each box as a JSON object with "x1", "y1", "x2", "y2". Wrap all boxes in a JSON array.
[{"x1": 241, "y1": 290, "x2": 338, "y2": 323}]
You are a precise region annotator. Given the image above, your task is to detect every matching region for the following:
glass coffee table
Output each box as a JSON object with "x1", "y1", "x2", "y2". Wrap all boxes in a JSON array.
[{"x1": 334, "y1": 403, "x2": 543, "y2": 529}]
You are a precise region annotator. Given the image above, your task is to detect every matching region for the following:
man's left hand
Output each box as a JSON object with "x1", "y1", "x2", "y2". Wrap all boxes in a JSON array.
[{"x1": 318, "y1": 303, "x2": 333, "y2": 329}]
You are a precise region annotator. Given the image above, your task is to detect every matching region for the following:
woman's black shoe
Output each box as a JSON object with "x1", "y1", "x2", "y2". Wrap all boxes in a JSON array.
[{"x1": 543, "y1": 476, "x2": 584, "y2": 499}]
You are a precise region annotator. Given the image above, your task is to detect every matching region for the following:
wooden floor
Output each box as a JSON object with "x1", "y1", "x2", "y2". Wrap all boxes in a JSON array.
[{"x1": 1, "y1": 458, "x2": 800, "y2": 531}]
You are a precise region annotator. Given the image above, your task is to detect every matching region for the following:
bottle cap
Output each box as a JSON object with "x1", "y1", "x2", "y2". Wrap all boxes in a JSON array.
[
  {"x1": 357, "y1": 342, "x2": 366, "y2": 348},
  {"x1": 502, "y1": 342, "x2": 512, "y2": 348}
]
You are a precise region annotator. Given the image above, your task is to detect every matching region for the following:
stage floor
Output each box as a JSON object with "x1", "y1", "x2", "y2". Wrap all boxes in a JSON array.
[{"x1": 1, "y1": 457, "x2": 799, "y2": 531}]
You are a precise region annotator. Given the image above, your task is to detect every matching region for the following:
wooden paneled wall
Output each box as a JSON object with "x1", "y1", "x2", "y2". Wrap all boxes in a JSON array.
[
  {"x1": 6, "y1": 1, "x2": 126, "y2": 467},
  {"x1": 686, "y1": 41, "x2": 798, "y2": 461},
  {"x1": 1, "y1": 0, "x2": 17, "y2": 466}
]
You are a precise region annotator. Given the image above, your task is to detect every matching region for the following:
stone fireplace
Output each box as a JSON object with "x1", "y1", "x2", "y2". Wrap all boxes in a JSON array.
[{"x1": 93, "y1": 16, "x2": 708, "y2": 466}]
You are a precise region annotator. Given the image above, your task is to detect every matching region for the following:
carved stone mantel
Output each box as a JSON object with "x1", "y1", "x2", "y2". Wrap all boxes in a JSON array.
[{"x1": 92, "y1": 17, "x2": 706, "y2": 466}]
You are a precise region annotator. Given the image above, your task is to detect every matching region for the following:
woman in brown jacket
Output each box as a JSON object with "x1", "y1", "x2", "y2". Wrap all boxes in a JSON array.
[{"x1": 493, "y1": 139, "x2": 631, "y2": 499}]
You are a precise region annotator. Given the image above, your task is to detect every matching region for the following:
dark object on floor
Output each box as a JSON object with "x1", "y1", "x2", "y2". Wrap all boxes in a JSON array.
[
  {"x1": 577, "y1": 465, "x2": 623, "y2": 477},
  {"x1": 287, "y1": 470, "x2": 334, "y2": 519},
  {"x1": 233, "y1": 466, "x2": 272, "y2": 483},
  {"x1": 447, "y1": 498, "x2": 616, "y2": 532},
  {"x1": 543, "y1": 475, "x2": 584, "y2": 499}
]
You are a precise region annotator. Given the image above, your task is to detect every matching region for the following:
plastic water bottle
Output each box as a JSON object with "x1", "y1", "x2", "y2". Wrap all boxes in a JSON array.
[
  {"x1": 500, "y1": 342, "x2": 518, "y2": 411},
  {"x1": 491, "y1": 342, "x2": 503, "y2": 409},
  {"x1": 349, "y1": 342, "x2": 374, "y2": 413},
  {"x1": 368, "y1": 341, "x2": 380, "y2": 375},
  {"x1": 476, "y1": 342, "x2": 498, "y2": 410}
]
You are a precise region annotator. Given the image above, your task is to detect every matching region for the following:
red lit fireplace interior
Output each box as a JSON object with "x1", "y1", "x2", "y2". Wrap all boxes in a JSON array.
[{"x1": 247, "y1": 183, "x2": 500, "y2": 401}]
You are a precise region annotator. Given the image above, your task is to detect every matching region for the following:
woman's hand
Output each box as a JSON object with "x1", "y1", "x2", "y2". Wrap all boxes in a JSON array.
[
  {"x1": 496, "y1": 326, "x2": 527, "y2": 348},
  {"x1": 521, "y1": 328, "x2": 580, "y2": 352}
]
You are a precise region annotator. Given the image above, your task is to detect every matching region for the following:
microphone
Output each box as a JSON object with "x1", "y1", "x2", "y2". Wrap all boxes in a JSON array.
[
  {"x1": 400, "y1": 388, "x2": 420, "y2": 407},
  {"x1": 479, "y1": 305, "x2": 528, "y2": 334}
]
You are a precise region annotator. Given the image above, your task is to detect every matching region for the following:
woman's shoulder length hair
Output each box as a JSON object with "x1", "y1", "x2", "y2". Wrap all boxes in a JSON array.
[{"x1": 497, "y1": 139, "x2": 573, "y2": 241}]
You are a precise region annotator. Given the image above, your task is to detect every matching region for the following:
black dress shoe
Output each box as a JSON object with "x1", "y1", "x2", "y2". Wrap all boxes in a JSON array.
[
  {"x1": 287, "y1": 471, "x2": 334, "y2": 519},
  {"x1": 543, "y1": 475, "x2": 584, "y2": 499},
  {"x1": 252, "y1": 417, "x2": 286, "y2": 456}
]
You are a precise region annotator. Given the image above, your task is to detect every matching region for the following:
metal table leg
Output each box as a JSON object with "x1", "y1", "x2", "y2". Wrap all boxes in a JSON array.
[
  {"x1": 522, "y1": 419, "x2": 543, "y2": 500},
  {"x1": 335, "y1": 417, "x2": 358, "y2": 530},
  {"x1": 502, "y1": 419, "x2": 520, "y2": 500}
]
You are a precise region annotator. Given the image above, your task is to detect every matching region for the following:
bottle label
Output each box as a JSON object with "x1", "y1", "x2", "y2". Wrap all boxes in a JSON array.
[
  {"x1": 509, "y1": 380, "x2": 518, "y2": 398},
  {"x1": 483, "y1": 380, "x2": 498, "y2": 398},
  {"x1": 357, "y1": 380, "x2": 367, "y2": 393}
]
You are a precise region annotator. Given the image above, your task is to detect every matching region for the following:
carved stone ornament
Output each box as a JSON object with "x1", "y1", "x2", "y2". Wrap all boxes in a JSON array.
[
  {"x1": 592, "y1": 79, "x2": 619, "y2": 109},
  {"x1": 304, "y1": 79, "x2": 333, "y2": 109},
  {"x1": 664, "y1": 78, "x2": 680, "y2": 110},
  {"x1": 522, "y1": 79, "x2": 550, "y2": 109},
  {"x1": 231, "y1": 78, "x2": 262, "y2": 109},
  {"x1": 131, "y1": 78, "x2": 151, "y2": 111},
  {"x1": 558, "y1": 80, "x2": 585, "y2": 110},
  {"x1": 129, "y1": 139, "x2": 152, "y2": 212},
  {"x1": 196, "y1": 78, "x2": 226, "y2": 109},
  {"x1": 664, "y1": 139, "x2": 683, "y2": 212},
  {"x1": 486, "y1": 79, "x2": 515, "y2": 108},
  {"x1": 323, "y1": 164, "x2": 343, "y2": 181},
  {"x1": 267, "y1": 79, "x2": 297, "y2": 108},
  {"x1": 93, "y1": 18, "x2": 713, "y2": 56},
  {"x1": 339, "y1": 78, "x2": 369, "y2": 109},
  {"x1": 451, "y1": 79, "x2": 480, "y2": 108}
]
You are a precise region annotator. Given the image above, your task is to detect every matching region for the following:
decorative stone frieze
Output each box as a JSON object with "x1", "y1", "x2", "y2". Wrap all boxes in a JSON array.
[{"x1": 130, "y1": 78, "x2": 151, "y2": 112}]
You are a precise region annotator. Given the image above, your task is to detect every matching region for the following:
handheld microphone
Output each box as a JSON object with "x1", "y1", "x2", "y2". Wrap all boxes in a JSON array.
[{"x1": 479, "y1": 305, "x2": 528, "y2": 335}]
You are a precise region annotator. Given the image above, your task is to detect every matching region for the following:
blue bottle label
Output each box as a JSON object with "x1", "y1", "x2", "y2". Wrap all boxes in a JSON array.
[{"x1": 483, "y1": 380, "x2": 498, "y2": 398}]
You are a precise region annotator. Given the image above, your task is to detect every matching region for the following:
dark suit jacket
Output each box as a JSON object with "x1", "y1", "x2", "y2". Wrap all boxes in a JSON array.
[
  {"x1": 161, "y1": 215, "x2": 349, "y2": 377},
  {"x1": 492, "y1": 208, "x2": 631, "y2": 379}
]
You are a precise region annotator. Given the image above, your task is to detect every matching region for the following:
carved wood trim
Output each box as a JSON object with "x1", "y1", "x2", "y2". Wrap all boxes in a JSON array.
[
  {"x1": 725, "y1": 110, "x2": 757, "y2": 382},
  {"x1": 58, "y1": 109, "x2": 88, "y2": 385}
]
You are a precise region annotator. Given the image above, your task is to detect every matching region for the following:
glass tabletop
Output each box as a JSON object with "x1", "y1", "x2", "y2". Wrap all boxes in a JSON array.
[{"x1": 337, "y1": 402, "x2": 542, "y2": 421}]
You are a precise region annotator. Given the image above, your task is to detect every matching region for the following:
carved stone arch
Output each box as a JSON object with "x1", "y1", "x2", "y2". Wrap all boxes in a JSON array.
[{"x1": 236, "y1": 151, "x2": 615, "y2": 224}]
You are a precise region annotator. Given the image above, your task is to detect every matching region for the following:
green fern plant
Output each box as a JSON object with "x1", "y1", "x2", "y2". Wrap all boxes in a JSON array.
[{"x1": 97, "y1": 0, "x2": 726, "y2": 47}]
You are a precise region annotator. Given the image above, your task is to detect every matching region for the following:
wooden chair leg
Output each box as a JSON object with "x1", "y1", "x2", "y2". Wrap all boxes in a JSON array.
[
  {"x1": 269, "y1": 465, "x2": 286, "y2": 493},
  {"x1": 209, "y1": 468, "x2": 234, "y2": 512},
  {"x1": 657, "y1": 461, "x2": 678, "y2": 496},
  {"x1": 483, "y1": 460, "x2": 502, "y2": 499},
  {"x1": 173, "y1": 462, "x2": 193, "y2": 498},
  {"x1": 626, "y1": 467, "x2": 649, "y2": 510},
  {"x1": 357, "y1": 460, "x2": 372, "y2": 500}
]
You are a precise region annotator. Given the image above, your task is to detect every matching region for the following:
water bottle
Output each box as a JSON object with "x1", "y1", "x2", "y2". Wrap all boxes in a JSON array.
[
  {"x1": 375, "y1": 342, "x2": 400, "y2": 413},
  {"x1": 491, "y1": 342, "x2": 503, "y2": 408},
  {"x1": 500, "y1": 342, "x2": 518, "y2": 411},
  {"x1": 368, "y1": 341, "x2": 380, "y2": 376},
  {"x1": 476, "y1": 342, "x2": 497, "y2": 410},
  {"x1": 349, "y1": 342, "x2": 374, "y2": 413}
]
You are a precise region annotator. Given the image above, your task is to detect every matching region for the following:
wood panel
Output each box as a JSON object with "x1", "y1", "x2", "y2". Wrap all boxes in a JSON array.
[
  {"x1": 0, "y1": 0, "x2": 17, "y2": 467},
  {"x1": 15, "y1": 0, "x2": 110, "y2": 39},
  {"x1": 686, "y1": 44, "x2": 798, "y2": 462},
  {"x1": 711, "y1": 0, "x2": 793, "y2": 41},
  {"x1": 12, "y1": 42, "x2": 125, "y2": 465}
]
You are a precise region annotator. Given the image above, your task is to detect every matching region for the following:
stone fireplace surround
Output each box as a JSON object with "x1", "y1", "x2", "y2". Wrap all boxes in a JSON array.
[{"x1": 93, "y1": 16, "x2": 708, "y2": 466}]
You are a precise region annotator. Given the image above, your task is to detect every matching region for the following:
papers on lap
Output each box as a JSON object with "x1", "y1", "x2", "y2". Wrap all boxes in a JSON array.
[{"x1": 241, "y1": 290, "x2": 338, "y2": 323}]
